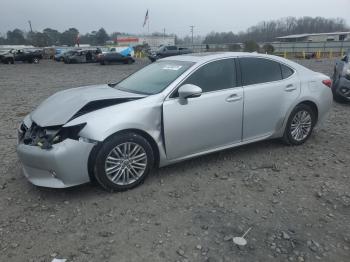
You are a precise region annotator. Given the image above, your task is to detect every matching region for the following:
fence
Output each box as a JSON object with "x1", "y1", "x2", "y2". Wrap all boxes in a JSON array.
[
  {"x1": 143, "y1": 41, "x2": 350, "y2": 59},
  {"x1": 150, "y1": 41, "x2": 350, "y2": 53},
  {"x1": 271, "y1": 41, "x2": 350, "y2": 56}
]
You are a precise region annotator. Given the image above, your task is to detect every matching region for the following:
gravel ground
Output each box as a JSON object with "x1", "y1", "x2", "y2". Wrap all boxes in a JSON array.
[{"x1": 0, "y1": 58, "x2": 349, "y2": 262}]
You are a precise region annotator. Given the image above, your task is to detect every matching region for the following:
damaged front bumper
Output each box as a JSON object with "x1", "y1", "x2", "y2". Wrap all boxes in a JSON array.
[
  {"x1": 16, "y1": 121, "x2": 95, "y2": 188},
  {"x1": 334, "y1": 77, "x2": 350, "y2": 101},
  {"x1": 17, "y1": 139, "x2": 94, "y2": 188}
]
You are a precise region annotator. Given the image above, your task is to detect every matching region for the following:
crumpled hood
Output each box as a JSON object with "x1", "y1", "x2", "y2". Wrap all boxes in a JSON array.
[{"x1": 31, "y1": 84, "x2": 145, "y2": 127}]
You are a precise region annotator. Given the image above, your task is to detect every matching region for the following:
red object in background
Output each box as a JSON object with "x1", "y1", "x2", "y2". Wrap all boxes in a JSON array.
[{"x1": 117, "y1": 37, "x2": 139, "y2": 43}]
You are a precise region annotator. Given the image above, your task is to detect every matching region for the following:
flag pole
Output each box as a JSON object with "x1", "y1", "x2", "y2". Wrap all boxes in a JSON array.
[{"x1": 148, "y1": 12, "x2": 150, "y2": 35}]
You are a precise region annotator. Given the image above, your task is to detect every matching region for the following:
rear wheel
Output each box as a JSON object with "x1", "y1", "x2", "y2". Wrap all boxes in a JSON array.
[
  {"x1": 32, "y1": 58, "x2": 40, "y2": 64},
  {"x1": 283, "y1": 104, "x2": 316, "y2": 145},
  {"x1": 7, "y1": 58, "x2": 14, "y2": 64},
  {"x1": 93, "y1": 132, "x2": 154, "y2": 192}
]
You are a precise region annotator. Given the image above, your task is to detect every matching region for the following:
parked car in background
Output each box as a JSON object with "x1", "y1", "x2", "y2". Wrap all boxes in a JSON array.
[
  {"x1": 0, "y1": 48, "x2": 43, "y2": 64},
  {"x1": 64, "y1": 48, "x2": 102, "y2": 64},
  {"x1": 332, "y1": 51, "x2": 350, "y2": 102},
  {"x1": 54, "y1": 49, "x2": 76, "y2": 62},
  {"x1": 17, "y1": 52, "x2": 332, "y2": 192},
  {"x1": 97, "y1": 52, "x2": 135, "y2": 65},
  {"x1": 148, "y1": 45, "x2": 192, "y2": 62}
]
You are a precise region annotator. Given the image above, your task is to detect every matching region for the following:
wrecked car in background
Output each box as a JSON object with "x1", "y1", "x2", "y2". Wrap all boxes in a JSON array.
[
  {"x1": 64, "y1": 48, "x2": 102, "y2": 64},
  {"x1": 97, "y1": 52, "x2": 135, "y2": 65},
  {"x1": 148, "y1": 45, "x2": 192, "y2": 62},
  {"x1": 332, "y1": 50, "x2": 350, "y2": 102},
  {"x1": 17, "y1": 52, "x2": 332, "y2": 192},
  {"x1": 54, "y1": 48, "x2": 75, "y2": 62},
  {"x1": 97, "y1": 47, "x2": 135, "y2": 65},
  {"x1": 0, "y1": 48, "x2": 43, "y2": 64}
]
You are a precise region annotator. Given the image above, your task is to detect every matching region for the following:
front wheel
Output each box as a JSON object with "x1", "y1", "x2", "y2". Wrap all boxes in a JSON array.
[
  {"x1": 93, "y1": 132, "x2": 154, "y2": 192},
  {"x1": 32, "y1": 58, "x2": 40, "y2": 64},
  {"x1": 283, "y1": 104, "x2": 316, "y2": 145}
]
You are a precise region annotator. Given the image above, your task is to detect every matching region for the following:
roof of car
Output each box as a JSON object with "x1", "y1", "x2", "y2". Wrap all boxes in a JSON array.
[
  {"x1": 162, "y1": 52, "x2": 272, "y2": 63},
  {"x1": 161, "y1": 52, "x2": 310, "y2": 72}
]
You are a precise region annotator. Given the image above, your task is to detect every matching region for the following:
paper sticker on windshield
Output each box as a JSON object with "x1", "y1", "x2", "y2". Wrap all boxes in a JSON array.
[{"x1": 162, "y1": 65, "x2": 183, "y2": 71}]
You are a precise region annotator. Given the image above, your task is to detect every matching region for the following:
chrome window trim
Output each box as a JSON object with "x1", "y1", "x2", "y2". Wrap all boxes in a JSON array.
[
  {"x1": 164, "y1": 56, "x2": 239, "y2": 101},
  {"x1": 163, "y1": 55, "x2": 297, "y2": 100}
]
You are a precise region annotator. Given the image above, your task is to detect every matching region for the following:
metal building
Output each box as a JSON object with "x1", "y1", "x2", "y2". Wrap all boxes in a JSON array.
[{"x1": 277, "y1": 32, "x2": 350, "y2": 42}]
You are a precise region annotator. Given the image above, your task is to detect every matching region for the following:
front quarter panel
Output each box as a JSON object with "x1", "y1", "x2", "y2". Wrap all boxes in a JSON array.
[{"x1": 65, "y1": 95, "x2": 164, "y2": 144}]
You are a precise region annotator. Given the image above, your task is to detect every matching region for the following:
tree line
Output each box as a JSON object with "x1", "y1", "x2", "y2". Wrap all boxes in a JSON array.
[
  {"x1": 0, "y1": 16, "x2": 348, "y2": 47},
  {"x1": 0, "y1": 27, "x2": 113, "y2": 47},
  {"x1": 203, "y1": 16, "x2": 349, "y2": 44}
]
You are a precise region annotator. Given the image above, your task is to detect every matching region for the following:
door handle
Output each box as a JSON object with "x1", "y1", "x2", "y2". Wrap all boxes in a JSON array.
[
  {"x1": 285, "y1": 84, "x2": 296, "y2": 92},
  {"x1": 226, "y1": 94, "x2": 242, "y2": 102}
]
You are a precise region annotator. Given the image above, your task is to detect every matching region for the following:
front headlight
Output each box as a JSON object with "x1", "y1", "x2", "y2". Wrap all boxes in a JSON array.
[
  {"x1": 344, "y1": 68, "x2": 350, "y2": 80},
  {"x1": 345, "y1": 68, "x2": 350, "y2": 76},
  {"x1": 53, "y1": 123, "x2": 86, "y2": 144}
]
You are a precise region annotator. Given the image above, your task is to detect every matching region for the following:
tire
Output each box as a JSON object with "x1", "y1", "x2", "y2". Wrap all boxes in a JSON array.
[
  {"x1": 283, "y1": 104, "x2": 316, "y2": 145},
  {"x1": 93, "y1": 132, "x2": 154, "y2": 192},
  {"x1": 7, "y1": 58, "x2": 14, "y2": 64}
]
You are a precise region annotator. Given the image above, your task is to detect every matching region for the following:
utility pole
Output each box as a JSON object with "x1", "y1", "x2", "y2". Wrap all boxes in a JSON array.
[
  {"x1": 28, "y1": 20, "x2": 33, "y2": 33},
  {"x1": 163, "y1": 28, "x2": 166, "y2": 39},
  {"x1": 190, "y1": 25, "x2": 194, "y2": 45}
]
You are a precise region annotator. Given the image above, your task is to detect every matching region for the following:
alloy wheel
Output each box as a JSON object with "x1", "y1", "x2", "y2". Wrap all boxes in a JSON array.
[
  {"x1": 290, "y1": 110, "x2": 312, "y2": 141},
  {"x1": 104, "y1": 142, "x2": 147, "y2": 186}
]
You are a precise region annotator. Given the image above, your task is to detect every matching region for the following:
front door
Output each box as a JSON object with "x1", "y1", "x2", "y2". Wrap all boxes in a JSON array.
[{"x1": 163, "y1": 58, "x2": 243, "y2": 160}]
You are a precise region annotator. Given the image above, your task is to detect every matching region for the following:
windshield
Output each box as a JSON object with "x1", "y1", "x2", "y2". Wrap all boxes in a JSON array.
[{"x1": 116, "y1": 60, "x2": 194, "y2": 95}]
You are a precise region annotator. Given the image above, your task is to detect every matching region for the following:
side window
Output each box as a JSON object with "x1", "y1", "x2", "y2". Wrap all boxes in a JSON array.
[
  {"x1": 240, "y1": 57, "x2": 282, "y2": 85},
  {"x1": 182, "y1": 59, "x2": 236, "y2": 93},
  {"x1": 167, "y1": 46, "x2": 177, "y2": 50},
  {"x1": 281, "y1": 64, "x2": 294, "y2": 79}
]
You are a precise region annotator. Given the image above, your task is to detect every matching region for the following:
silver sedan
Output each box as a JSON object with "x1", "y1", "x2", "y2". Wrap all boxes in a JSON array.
[{"x1": 17, "y1": 52, "x2": 333, "y2": 191}]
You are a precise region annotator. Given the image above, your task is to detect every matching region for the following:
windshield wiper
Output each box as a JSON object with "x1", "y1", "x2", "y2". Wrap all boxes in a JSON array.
[{"x1": 107, "y1": 82, "x2": 118, "y2": 87}]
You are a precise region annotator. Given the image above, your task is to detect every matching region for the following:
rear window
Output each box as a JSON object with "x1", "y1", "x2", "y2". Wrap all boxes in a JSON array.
[
  {"x1": 240, "y1": 57, "x2": 282, "y2": 85},
  {"x1": 281, "y1": 64, "x2": 294, "y2": 79}
]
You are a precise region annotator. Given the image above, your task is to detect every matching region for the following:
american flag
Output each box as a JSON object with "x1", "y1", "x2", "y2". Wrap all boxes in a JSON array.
[{"x1": 143, "y1": 9, "x2": 149, "y2": 27}]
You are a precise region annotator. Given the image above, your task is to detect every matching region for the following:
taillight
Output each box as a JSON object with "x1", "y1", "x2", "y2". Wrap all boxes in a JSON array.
[{"x1": 322, "y1": 79, "x2": 332, "y2": 88}]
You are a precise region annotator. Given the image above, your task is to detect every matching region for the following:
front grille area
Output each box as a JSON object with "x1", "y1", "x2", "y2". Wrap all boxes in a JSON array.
[{"x1": 21, "y1": 122, "x2": 61, "y2": 149}]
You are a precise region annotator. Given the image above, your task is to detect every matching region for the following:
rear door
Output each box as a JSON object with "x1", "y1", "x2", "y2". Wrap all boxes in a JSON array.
[
  {"x1": 239, "y1": 57, "x2": 300, "y2": 141},
  {"x1": 109, "y1": 53, "x2": 123, "y2": 62}
]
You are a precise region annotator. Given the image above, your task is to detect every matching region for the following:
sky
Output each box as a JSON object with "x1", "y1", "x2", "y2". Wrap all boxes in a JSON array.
[{"x1": 0, "y1": 0, "x2": 349, "y2": 37}]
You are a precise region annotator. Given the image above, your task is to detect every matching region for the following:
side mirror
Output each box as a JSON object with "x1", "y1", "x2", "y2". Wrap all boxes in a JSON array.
[
  {"x1": 341, "y1": 55, "x2": 348, "y2": 62},
  {"x1": 178, "y1": 84, "x2": 202, "y2": 99}
]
